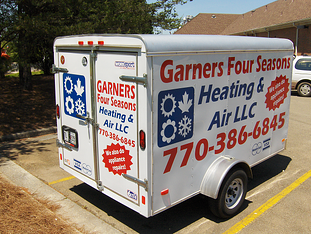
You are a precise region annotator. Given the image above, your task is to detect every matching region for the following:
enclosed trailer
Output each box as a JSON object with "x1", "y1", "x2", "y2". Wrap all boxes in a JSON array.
[{"x1": 53, "y1": 34, "x2": 293, "y2": 218}]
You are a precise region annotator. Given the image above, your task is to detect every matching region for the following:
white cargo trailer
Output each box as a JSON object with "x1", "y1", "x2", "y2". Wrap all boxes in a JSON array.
[{"x1": 53, "y1": 34, "x2": 293, "y2": 218}]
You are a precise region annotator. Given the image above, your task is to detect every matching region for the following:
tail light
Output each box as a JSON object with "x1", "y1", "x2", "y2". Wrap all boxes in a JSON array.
[
  {"x1": 139, "y1": 130, "x2": 146, "y2": 150},
  {"x1": 56, "y1": 104, "x2": 60, "y2": 119}
]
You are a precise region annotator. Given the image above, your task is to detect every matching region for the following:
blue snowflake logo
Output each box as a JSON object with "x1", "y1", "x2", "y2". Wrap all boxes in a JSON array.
[
  {"x1": 158, "y1": 87, "x2": 194, "y2": 147},
  {"x1": 63, "y1": 74, "x2": 87, "y2": 118}
]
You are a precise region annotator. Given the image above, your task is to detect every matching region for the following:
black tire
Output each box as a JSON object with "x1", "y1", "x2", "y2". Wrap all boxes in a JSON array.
[
  {"x1": 209, "y1": 168, "x2": 248, "y2": 219},
  {"x1": 297, "y1": 82, "x2": 311, "y2": 97}
]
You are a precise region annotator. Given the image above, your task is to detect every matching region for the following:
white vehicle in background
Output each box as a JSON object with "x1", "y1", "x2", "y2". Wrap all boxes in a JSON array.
[
  {"x1": 53, "y1": 34, "x2": 293, "y2": 218},
  {"x1": 292, "y1": 55, "x2": 311, "y2": 97}
]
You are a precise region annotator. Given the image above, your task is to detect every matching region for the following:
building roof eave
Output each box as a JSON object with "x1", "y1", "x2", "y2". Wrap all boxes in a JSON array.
[{"x1": 230, "y1": 17, "x2": 311, "y2": 35}]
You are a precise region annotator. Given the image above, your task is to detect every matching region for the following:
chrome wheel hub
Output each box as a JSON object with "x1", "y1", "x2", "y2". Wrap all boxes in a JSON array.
[{"x1": 225, "y1": 178, "x2": 243, "y2": 209}]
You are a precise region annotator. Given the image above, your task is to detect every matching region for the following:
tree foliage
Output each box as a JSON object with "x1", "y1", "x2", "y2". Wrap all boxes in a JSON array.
[
  {"x1": 0, "y1": 0, "x2": 17, "y2": 78},
  {"x1": 0, "y1": 0, "x2": 17, "y2": 48},
  {"x1": 1, "y1": 0, "x2": 188, "y2": 89},
  {"x1": 151, "y1": 0, "x2": 187, "y2": 31}
]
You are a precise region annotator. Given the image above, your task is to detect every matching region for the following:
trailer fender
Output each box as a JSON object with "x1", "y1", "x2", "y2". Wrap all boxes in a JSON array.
[{"x1": 200, "y1": 156, "x2": 252, "y2": 199}]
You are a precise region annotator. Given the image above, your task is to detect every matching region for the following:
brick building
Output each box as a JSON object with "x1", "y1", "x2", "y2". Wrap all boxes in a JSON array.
[{"x1": 175, "y1": 0, "x2": 311, "y2": 55}]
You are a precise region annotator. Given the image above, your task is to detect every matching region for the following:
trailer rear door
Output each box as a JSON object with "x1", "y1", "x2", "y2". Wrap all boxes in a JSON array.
[
  {"x1": 95, "y1": 52, "x2": 140, "y2": 204},
  {"x1": 56, "y1": 51, "x2": 96, "y2": 180}
]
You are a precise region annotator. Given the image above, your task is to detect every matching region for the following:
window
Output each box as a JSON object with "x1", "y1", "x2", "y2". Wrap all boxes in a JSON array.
[{"x1": 295, "y1": 58, "x2": 311, "y2": 71}]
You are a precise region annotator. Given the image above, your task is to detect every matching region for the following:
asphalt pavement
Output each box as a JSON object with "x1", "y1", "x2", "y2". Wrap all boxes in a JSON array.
[{"x1": 0, "y1": 92, "x2": 311, "y2": 233}]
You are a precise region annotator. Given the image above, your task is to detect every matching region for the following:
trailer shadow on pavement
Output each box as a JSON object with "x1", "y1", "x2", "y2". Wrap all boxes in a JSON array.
[
  {"x1": 0, "y1": 136, "x2": 292, "y2": 234},
  {"x1": 69, "y1": 153, "x2": 291, "y2": 234},
  {"x1": 70, "y1": 183, "x2": 223, "y2": 233},
  {"x1": 248, "y1": 154, "x2": 291, "y2": 191}
]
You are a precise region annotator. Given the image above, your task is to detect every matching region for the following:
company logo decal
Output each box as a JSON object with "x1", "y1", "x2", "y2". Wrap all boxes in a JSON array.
[
  {"x1": 158, "y1": 87, "x2": 194, "y2": 147},
  {"x1": 115, "y1": 61, "x2": 135, "y2": 70},
  {"x1": 73, "y1": 159, "x2": 82, "y2": 171},
  {"x1": 65, "y1": 158, "x2": 70, "y2": 166},
  {"x1": 63, "y1": 73, "x2": 87, "y2": 119},
  {"x1": 263, "y1": 138, "x2": 271, "y2": 151},
  {"x1": 127, "y1": 190, "x2": 138, "y2": 201},
  {"x1": 252, "y1": 142, "x2": 262, "y2": 156},
  {"x1": 82, "y1": 163, "x2": 92, "y2": 176},
  {"x1": 102, "y1": 143, "x2": 133, "y2": 175}
]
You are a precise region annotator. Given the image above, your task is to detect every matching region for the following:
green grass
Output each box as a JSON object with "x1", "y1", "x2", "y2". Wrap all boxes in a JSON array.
[
  {"x1": 5, "y1": 70, "x2": 44, "y2": 78},
  {"x1": 32, "y1": 70, "x2": 44, "y2": 76}
]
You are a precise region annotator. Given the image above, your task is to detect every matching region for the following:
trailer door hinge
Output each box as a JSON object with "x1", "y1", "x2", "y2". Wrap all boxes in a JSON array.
[
  {"x1": 52, "y1": 64, "x2": 68, "y2": 74},
  {"x1": 122, "y1": 174, "x2": 148, "y2": 191},
  {"x1": 97, "y1": 181, "x2": 104, "y2": 191}
]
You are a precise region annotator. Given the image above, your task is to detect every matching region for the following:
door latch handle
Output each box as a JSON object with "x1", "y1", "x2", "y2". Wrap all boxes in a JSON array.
[
  {"x1": 119, "y1": 74, "x2": 147, "y2": 87},
  {"x1": 56, "y1": 139, "x2": 73, "y2": 151},
  {"x1": 76, "y1": 112, "x2": 99, "y2": 128},
  {"x1": 51, "y1": 64, "x2": 68, "y2": 74}
]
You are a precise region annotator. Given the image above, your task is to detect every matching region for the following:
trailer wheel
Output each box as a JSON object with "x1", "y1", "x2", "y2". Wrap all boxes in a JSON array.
[
  {"x1": 209, "y1": 168, "x2": 247, "y2": 219},
  {"x1": 297, "y1": 82, "x2": 311, "y2": 97}
]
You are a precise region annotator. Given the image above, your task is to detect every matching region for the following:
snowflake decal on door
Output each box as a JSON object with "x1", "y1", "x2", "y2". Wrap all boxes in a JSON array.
[
  {"x1": 158, "y1": 87, "x2": 194, "y2": 147},
  {"x1": 75, "y1": 98, "x2": 85, "y2": 115},
  {"x1": 179, "y1": 115, "x2": 192, "y2": 137},
  {"x1": 63, "y1": 73, "x2": 87, "y2": 119}
]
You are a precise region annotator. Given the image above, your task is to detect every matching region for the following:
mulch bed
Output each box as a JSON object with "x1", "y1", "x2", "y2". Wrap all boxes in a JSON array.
[
  {"x1": 0, "y1": 75, "x2": 86, "y2": 233},
  {"x1": 0, "y1": 174, "x2": 82, "y2": 234},
  {"x1": 0, "y1": 75, "x2": 56, "y2": 137}
]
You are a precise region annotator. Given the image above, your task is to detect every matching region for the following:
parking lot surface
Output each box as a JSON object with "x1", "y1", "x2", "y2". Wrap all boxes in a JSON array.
[{"x1": 1, "y1": 93, "x2": 311, "y2": 233}]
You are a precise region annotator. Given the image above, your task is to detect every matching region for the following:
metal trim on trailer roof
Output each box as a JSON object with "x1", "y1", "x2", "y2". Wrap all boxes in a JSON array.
[
  {"x1": 54, "y1": 44, "x2": 142, "y2": 49},
  {"x1": 137, "y1": 34, "x2": 293, "y2": 53},
  {"x1": 145, "y1": 49, "x2": 294, "y2": 57},
  {"x1": 54, "y1": 34, "x2": 294, "y2": 55},
  {"x1": 54, "y1": 34, "x2": 144, "y2": 48}
]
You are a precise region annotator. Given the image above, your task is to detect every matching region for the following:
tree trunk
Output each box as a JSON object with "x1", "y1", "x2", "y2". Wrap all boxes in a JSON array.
[
  {"x1": 19, "y1": 65, "x2": 24, "y2": 86},
  {"x1": 23, "y1": 65, "x2": 32, "y2": 90},
  {"x1": 19, "y1": 64, "x2": 32, "y2": 90},
  {"x1": 0, "y1": 58, "x2": 7, "y2": 79},
  {"x1": 43, "y1": 58, "x2": 51, "y2": 75}
]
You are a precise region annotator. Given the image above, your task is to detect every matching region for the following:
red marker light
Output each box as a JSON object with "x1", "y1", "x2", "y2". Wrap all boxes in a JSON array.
[
  {"x1": 140, "y1": 130, "x2": 146, "y2": 150},
  {"x1": 56, "y1": 104, "x2": 60, "y2": 119},
  {"x1": 98, "y1": 41, "x2": 104, "y2": 45},
  {"x1": 142, "y1": 196, "x2": 146, "y2": 205},
  {"x1": 78, "y1": 41, "x2": 84, "y2": 46},
  {"x1": 161, "y1": 189, "x2": 169, "y2": 196}
]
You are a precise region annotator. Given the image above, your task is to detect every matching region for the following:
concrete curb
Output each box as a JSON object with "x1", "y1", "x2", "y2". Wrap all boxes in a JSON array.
[
  {"x1": 0, "y1": 127, "x2": 57, "y2": 142},
  {"x1": 0, "y1": 159, "x2": 121, "y2": 234}
]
